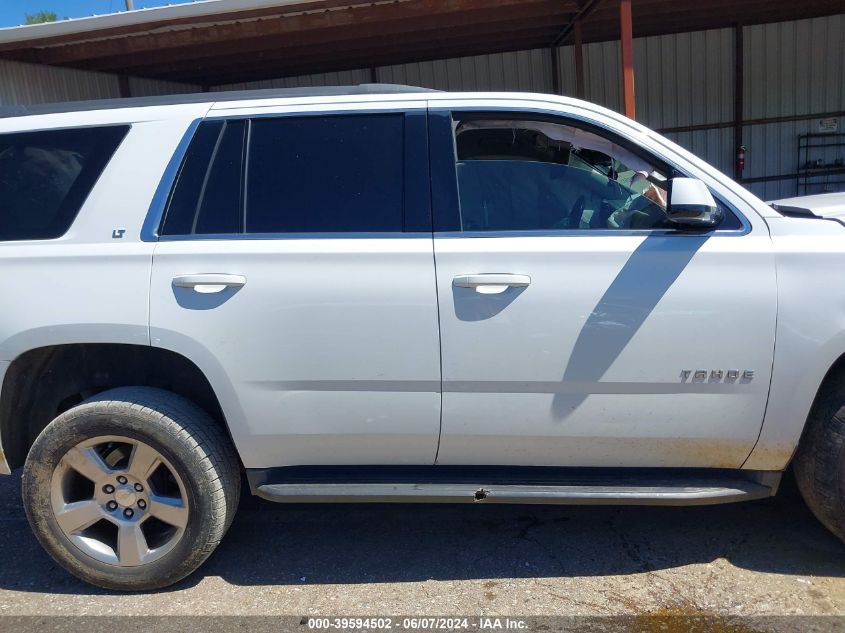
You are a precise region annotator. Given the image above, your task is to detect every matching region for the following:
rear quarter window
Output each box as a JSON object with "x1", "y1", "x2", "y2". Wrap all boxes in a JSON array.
[
  {"x1": 0, "y1": 125, "x2": 129, "y2": 241},
  {"x1": 161, "y1": 120, "x2": 245, "y2": 236}
]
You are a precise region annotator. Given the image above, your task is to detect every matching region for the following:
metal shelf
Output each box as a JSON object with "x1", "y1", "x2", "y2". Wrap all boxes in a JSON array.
[{"x1": 798, "y1": 133, "x2": 845, "y2": 195}]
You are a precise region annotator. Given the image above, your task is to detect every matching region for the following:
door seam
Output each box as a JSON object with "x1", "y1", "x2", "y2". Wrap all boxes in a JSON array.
[
  {"x1": 426, "y1": 104, "x2": 445, "y2": 465},
  {"x1": 431, "y1": 236, "x2": 445, "y2": 465}
]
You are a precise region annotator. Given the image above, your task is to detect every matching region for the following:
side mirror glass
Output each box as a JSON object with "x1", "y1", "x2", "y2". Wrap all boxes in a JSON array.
[{"x1": 667, "y1": 177, "x2": 723, "y2": 228}]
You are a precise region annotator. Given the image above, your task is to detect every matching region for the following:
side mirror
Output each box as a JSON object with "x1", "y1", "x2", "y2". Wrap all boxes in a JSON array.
[{"x1": 667, "y1": 178, "x2": 723, "y2": 228}]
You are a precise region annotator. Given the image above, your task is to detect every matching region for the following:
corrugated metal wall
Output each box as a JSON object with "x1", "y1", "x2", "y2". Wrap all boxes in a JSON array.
[
  {"x1": 128, "y1": 76, "x2": 200, "y2": 97},
  {"x1": 0, "y1": 59, "x2": 121, "y2": 106},
  {"x1": 0, "y1": 59, "x2": 199, "y2": 105},
  {"x1": 635, "y1": 29, "x2": 736, "y2": 179},
  {"x1": 743, "y1": 15, "x2": 845, "y2": 200},
  {"x1": 212, "y1": 68, "x2": 372, "y2": 91},
  {"x1": 378, "y1": 48, "x2": 554, "y2": 92},
  {"x1": 2, "y1": 14, "x2": 843, "y2": 200}
]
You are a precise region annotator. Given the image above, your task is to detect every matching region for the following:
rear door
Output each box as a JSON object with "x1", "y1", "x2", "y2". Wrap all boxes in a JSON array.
[
  {"x1": 149, "y1": 102, "x2": 441, "y2": 469},
  {"x1": 428, "y1": 102, "x2": 777, "y2": 468}
]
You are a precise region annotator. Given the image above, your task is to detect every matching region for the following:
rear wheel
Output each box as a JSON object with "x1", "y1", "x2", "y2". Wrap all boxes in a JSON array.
[
  {"x1": 794, "y1": 373, "x2": 845, "y2": 542},
  {"x1": 22, "y1": 387, "x2": 240, "y2": 590}
]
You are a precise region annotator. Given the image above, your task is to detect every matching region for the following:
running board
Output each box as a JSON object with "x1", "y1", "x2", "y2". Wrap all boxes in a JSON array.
[{"x1": 252, "y1": 470, "x2": 779, "y2": 506}]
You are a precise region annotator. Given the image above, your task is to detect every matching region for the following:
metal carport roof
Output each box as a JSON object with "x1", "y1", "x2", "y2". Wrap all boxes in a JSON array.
[{"x1": 0, "y1": 0, "x2": 841, "y2": 86}]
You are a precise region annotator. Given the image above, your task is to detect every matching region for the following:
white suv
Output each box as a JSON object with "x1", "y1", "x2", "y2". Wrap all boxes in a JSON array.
[{"x1": 1, "y1": 85, "x2": 843, "y2": 590}]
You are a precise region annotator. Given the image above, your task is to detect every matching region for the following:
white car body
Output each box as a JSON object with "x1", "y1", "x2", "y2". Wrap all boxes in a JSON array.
[{"x1": 0, "y1": 88, "x2": 841, "y2": 485}]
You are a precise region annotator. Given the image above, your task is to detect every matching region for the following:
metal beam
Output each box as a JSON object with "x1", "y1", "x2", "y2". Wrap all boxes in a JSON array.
[
  {"x1": 733, "y1": 23, "x2": 744, "y2": 180},
  {"x1": 171, "y1": 33, "x2": 553, "y2": 85},
  {"x1": 35, "y1": 0, "x2": 571, "y2": 67},
  {"x1": 619, "y1": 0, "x2": 635, "y2": 119},
  {"x1": 0, "y1": 0, "x2": 392, "y2": 53},
  {"x1": 2, "y1": 0, "x2": 838, "y2": 86},
  {"x1": 551, "y1": 0, "x2": 603, "y2": 47},
  {"x1": 657, "y1": 109, "x2": 845, "y2": 135},
  {"x1": 130, "y1": 25, "x2": 558, "y2": 80},
  {"x1": 574, "y1": 20, "x2": 585, "y2": 99},
  {"x1": 577, "y1": 0, "x2": 840, "y2": 41},
  {"x1": 117, "y1": 74, "x2": 131, "y2": 98},
  {"x1": 78, "y1": 13, "x2": 563, "y2": 74}
]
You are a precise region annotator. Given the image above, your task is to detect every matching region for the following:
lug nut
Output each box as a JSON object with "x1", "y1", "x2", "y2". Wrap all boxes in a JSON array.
[
  {"x1": 107, "y1": 501, "x2": 118, "y2": 511},
  {"x1": 134, "y1": 483, "x2": 144, "y2": 492},
  {"x1": 137, "y1": 499, "x2": 146, "y2": 509},
  {"x1": 123, "y1": 508, "x2": 134, "y2": 519},
  {"x1": 117, "y1": 475, "x2": 128, "y2": 485},
  {"x1": 103, "y1": 484, "x2": 115, "y2": 494}
]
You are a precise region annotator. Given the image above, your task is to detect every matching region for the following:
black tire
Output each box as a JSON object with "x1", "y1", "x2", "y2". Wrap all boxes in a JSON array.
[
  {"x1": 22, "y1": 387, "x2": 240, "y2": 591},
  {"x1": 794, "y1": 372, "x2": 845, "y2": 542}
]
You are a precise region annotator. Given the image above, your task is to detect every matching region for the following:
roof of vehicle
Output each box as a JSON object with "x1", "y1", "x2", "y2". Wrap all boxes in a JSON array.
[{"x1": 0, "y1": 84, "x2": 439, "y2": 119}]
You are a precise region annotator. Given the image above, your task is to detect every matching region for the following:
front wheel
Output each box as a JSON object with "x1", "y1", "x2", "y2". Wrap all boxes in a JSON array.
[
  {"x1": 794, "y1": 374, "x2": 845, "y2": 543},
  {"x1": 22, "y1": 387, "x2": 240, "y2": 590}
]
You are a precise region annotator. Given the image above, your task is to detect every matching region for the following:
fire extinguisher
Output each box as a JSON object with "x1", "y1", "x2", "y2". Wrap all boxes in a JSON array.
[{"x1": 736, "y1": 145, "x2": 746, "y2": 177}]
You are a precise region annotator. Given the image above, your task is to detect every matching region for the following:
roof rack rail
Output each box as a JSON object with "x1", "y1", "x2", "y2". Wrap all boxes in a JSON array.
[{"x1": 0, "y1": 83, "x2": 439, "y2": 119}]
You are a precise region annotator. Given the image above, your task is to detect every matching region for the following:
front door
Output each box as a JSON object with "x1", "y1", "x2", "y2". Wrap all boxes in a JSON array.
[
  {"x1": 149, "y1": 106, "x2": 441, "y2": 469},
  {"x1": 429, "y1": 107, "x2": 777, "y2": 468}
]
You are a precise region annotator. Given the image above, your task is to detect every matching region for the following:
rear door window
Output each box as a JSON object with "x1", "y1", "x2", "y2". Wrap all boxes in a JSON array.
[
  {"x1": 245, "y1": 114, "x2": 404, "y2": 234},
  {"x1": 0, "y1": 125, "x2": 129, "y2": 241},
  {"x1": 160, "y1": 112, "x2": 427, "y2": 238}
]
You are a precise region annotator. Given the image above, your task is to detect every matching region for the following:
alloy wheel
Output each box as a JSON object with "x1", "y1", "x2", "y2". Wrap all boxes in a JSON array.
[{"x1": 49, "y1": 435, "x2": 189, "y2": 567}]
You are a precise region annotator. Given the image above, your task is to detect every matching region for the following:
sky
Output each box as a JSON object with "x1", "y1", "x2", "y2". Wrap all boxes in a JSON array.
[{"x1": 0, "y1": 0, "x2": 201, "y2": 28}]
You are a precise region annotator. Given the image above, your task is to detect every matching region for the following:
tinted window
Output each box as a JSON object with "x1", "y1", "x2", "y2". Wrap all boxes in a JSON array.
[
  {"x1": 245, "y1": 114, "x2": 404, "y2": 233},
  {"x1": 454, "y1": 119, "x2": 672, "y2": 231},
  {"x1": 0, "y1": 125, "x2": 128, "y2": 241},
  {"x1": 161, "y1": 120, "x2": 245, "y2": 236},
  {"x1": 452, "y1": 117, "x2": 740, "y2": 232}
]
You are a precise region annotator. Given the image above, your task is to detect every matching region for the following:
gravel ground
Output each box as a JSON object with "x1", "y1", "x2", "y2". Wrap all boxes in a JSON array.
[{"x1": 0, "y1": 470, "x2": 844, "y2": 619}]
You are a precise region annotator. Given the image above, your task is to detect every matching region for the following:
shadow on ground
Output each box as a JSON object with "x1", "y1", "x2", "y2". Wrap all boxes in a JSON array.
[{"x1": 1, "y1": 470, "x2": 844, "y2": 595}]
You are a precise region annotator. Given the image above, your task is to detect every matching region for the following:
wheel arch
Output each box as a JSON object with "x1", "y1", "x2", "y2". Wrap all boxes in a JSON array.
[
  {"x1": 746, "y1": 339, "x2": 845, "y2": 471},
  {"x1": 0, "y1": 343, "x2": 233, "y2": 471},
  {"x1": 793, "y1": 349, "x2": 845, "y2": 455}
]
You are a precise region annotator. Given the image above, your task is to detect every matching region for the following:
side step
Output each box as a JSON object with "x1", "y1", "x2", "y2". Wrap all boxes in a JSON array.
[{"x1": 250, "y1": 468, "x2": 780, "y2": 506}]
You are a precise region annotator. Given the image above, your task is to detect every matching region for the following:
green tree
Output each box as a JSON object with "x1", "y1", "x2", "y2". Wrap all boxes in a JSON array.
[{"x1": 24, "y1": 11, "x2": 58, "y2": 25}]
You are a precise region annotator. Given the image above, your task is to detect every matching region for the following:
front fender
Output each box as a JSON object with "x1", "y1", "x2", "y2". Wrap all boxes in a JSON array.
[{"x1": 745, "y1": 217, "x2": 845, "y2": 470}]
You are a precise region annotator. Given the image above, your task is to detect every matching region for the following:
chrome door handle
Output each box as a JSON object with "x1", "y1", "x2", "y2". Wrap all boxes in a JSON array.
[
  {"x1": 172, "y1": 274, "x2": 247, "y2": 294},
  {"x1": 452, "y1": 274, "x2": 531, "y2": 294}
]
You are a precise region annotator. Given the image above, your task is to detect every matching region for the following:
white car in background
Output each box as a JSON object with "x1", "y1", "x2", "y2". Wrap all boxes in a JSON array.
[
  {"x1": 1, "y1": 85, "x2": 844, "y2": 590},
  {"x1": 769, "y1": 192, "x2": 845, "y2": 220}
]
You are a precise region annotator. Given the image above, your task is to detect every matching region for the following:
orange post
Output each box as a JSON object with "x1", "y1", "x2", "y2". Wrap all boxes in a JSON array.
[{"x1": 619, "y1": 0, "x2": 635, "y2": 119}]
